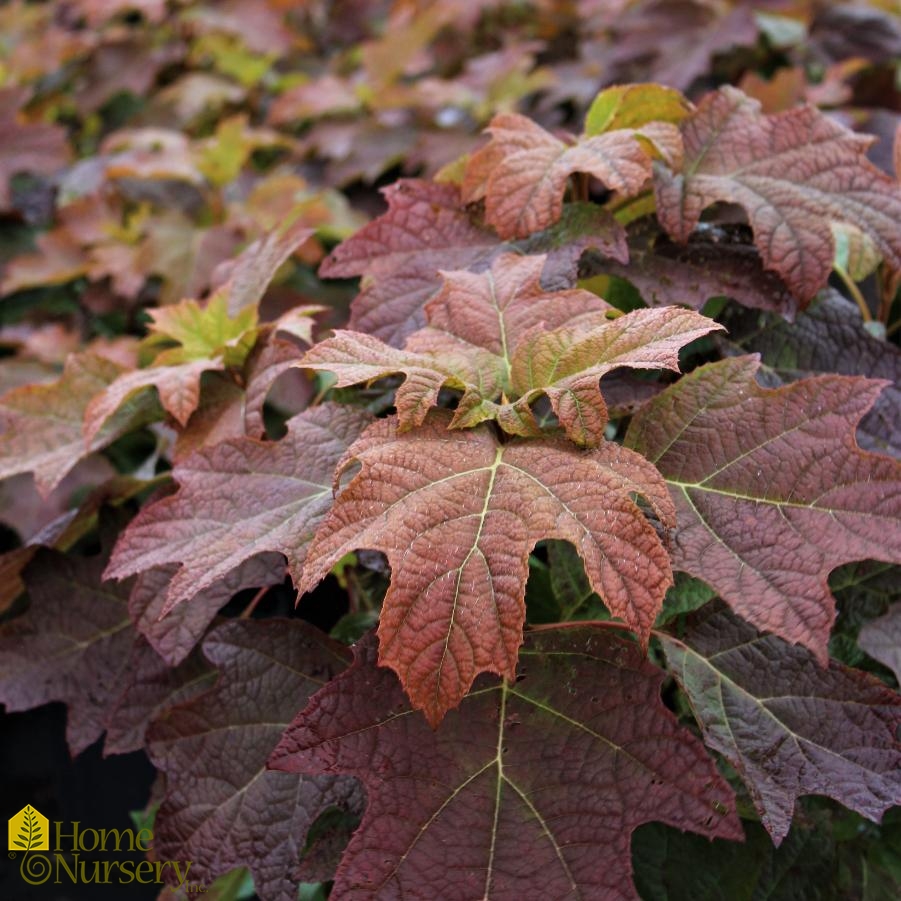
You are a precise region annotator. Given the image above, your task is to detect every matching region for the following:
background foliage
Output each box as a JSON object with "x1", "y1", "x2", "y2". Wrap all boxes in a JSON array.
[{"x1": 1, "y1": 1, "x2": 900, "y2": 899}]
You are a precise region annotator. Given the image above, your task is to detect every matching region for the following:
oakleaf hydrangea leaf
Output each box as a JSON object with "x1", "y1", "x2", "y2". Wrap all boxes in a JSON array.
[
  {"x1": 0, "y1": 353, "x2": 160, "y2": 496},
  {"x1": 270, "y1": 629, "x2": 742, "y2": 899},
  {"x1": 0, "y1": 547, "x2": 134, "y2": 755},
  {"x1": 858, "y1": 605, "x2": 901, "y2": 683},
  {"x1": 142, "y1": 292, "x2": 258, "y2": 367},
  {"x1": 300, "y1": 411, "x2": 675, "y2": 724},
  {"x1": 306, "y1": 253, "x2": 719, "y2": 445},
  {"x1": 653, "y1": 86, "x2": 901, "y2": 300},
  {"x1": 147, "y1": 619, "x2": 361, "y2": 901},
  {"x1": 463, "y1": 112, "x2": 663, "y2": 239},
  {"x1": 658, "y1": 603, "x2": 901, "y2": 843},
  {"x1": 319, "y1": 179, "x2": 501, "y2": 346},
  {"x1": 627, "y1": 355, "x2": 901, "y2": 661},
  {"x1": 129, "y1": 553, "x2": 286, "y2": 666},
  {"x1": 105, "y1": 403, "x2": 372, "y2": 608}
]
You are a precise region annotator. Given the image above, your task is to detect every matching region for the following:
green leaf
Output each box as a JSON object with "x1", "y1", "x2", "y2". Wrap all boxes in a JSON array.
[{"x1": 585, "y1": 83, "x2": 692, "y2": 135}]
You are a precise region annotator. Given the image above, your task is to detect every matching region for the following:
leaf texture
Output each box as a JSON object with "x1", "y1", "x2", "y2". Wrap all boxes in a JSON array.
[
  {"x1": 591, "y1": 222, "x2": 799, "y2": 317},
  {"x1": 306, "y1": 253, "x2": 719, "y2": 445},
  {"x1": 105, "y1": 403, "x2": 372, "y2": 608},
  {"x1": 626, "y1": 355, "x2": 901, "y2": 661},
  {"x1": 129, "y1": 553, "x2": 286, "y2": 666},
  {"x1": 300, "y1": 411, "x2": 675, "y2": 724},
  {"x1": 0, "y1": 548, "x2": 133, "y2": 755},
  {"x1": 319, "y1": 179, "x2": 501, "y2": 346},
  {"x1": 658, "y1": 603, "x2": 901, "y2": 843},
  {"x1": 463, "y1": 112, "x2": 658, "y2": 239},
  {"x1": 147, "y1": 619, "x2": 361, "y2": 901},
  {"x1": 270, "y1": 629, "x2": 742, "y2": 900},
  {"x1": 725, "y1": 288, "x2": 901, "y2": 457},
  {"x1": 653, "y1": 86, "x2": 901, "y2": 300},
  {"x1": 84, "y1": 358, "x2": 219, "y2": 437}
]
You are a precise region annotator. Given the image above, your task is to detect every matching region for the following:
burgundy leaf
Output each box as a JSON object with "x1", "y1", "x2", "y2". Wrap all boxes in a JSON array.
[
  {"x1": 0, "y1": 548, "x2": 133, "y2": 755},
  {"x1": 627, "y1": 355, "x2": 901, "y2": 661},
  {"x1": 653, "y1": 86, "x2": 901, "y2": 301},
  {"x1": 105, "y1": 403, "x2": 372, "y2": 609},
  {"x1": 270, "y1": 629, "x2": 742, "y2": 900},
  {"x1": 319, "y1": 180, "x2": 501, "y2": 346},
  {"x1": 147, "y1": 619, "x2": 361, "y2": 900},
  {"x1": 129, "y1": 553, "x2": 285, "y2": 666},
  {"x1": 659, "y1": 603, "x2": 901, "y2": 843},
  {"x1": 858, "y1": 605, "x2": 901, "y2": 683}
]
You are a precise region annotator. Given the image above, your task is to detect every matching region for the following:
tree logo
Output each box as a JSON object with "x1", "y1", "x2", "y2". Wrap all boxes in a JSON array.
[{"x1": 8, "y1": 805, "x2": 49, "y2": 852}]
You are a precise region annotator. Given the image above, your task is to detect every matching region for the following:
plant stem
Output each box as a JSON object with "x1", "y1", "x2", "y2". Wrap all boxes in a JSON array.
[
  {"x1": 239, "y1": 585, "x2": 269, "y2": 619},
  {"x1": 527, "y1": 619, "x2": 632, "y2": 634},
  {"x1": 834, "y1": 263, "x2": 872, "y2": 322}
]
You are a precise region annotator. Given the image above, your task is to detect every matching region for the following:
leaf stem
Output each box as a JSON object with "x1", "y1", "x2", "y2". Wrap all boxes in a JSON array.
[
  {"x1": 239, "y1": 585, "x2": 269, "y2": 619},
  {"x1": 527, "y1": 619, "x2": 632, "y2": 634},
  {"x1": 834, "y1": 263, "x2": 872, "y2": 322}
]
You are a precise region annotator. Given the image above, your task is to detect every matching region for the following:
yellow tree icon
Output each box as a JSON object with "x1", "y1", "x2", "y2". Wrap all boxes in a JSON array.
[{"x1": 8, "y1": 806, "x2": 49, "y2": 851}]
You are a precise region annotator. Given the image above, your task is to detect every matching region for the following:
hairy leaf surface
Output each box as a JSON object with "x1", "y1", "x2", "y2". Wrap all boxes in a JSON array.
[
  {"x1": 627, "y1": 355, "x2": 901, "y2": 660},
  {"x1": 653, "y1": 86, "x2": 901, "y2": 300},
  {"x1": 658, "y1": 603, "x2": 901, "y2": 843},
  {"x1": 105, "y1": 403, "x2": 371, "y2": 608},
  {"x1": 147, "y1": 619, "x2": 361, "y2": 901},
  {"x1": 300, "y1": 411, "x2": 675, "y2": 724},
  {"x1": 270, "y1": 629, "x2": 741, "y2": 900}
]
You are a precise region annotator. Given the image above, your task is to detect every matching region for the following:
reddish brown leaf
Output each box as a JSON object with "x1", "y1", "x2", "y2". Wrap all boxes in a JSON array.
[
  {"x1": 305, "y1": 253, "x2": 718, "y2": 445},
  {"x1": 627, "y1": 355, "x2": 901, "y2": 661},
  {"x1": 653, "y1": 87, "x2": 901, "y2": 301},
  {"x1": 319, "y1": 179, "x2": 501, "y2": 346},
  {"x1": 0, "y1": 353, "x2": 160, "y2": 496},
  {"x1": 659, "y1": 603, "x2": 901, "y2": 843},
  {"x1": 243, "y1": 332, "x2": 308, "y2": 439},
  {"x1": 591, "y1": 222, "x2": 799, "y2": 317},
  {"x1": 501, "y1": 305, "x2": 720, "y2": 445},
  {"x1": 84, "y1": 359, "x2": 219, "y2": 437},
  {"x1": 147, "y1": 619, "x2": 361, "y2": 900},
  {"x1": 208, "y1": 212, "x2": 315, "y2": 316},
  {"x1": 129, "y1": 553, "x2": 285, "y2": 666},
  {"x1": 0, "y1": 228, "x2": 86, "y2": 295},
  {"x1": 173, "y1": 373, "x2": 247, "y2": 460},
  {"x1": 607, "y1": 1, "x2": 758, "y2": 92},
  {"x1": 464, "y1": 112, "x2": 655, "y2": 240},
  {"x1": 105, "y1": 404, "x2": 372, "y2": 609},
  {"x1": 723, "y1": 288, "x2": 901, "y2": 457},
  {"x1": 300, "y1": 411, "x2": 675, "y2": 724},
  {"x1": 270, "y1": 629, "x2": 741, "y2": 899},
  {"x1": 104, "y1": 640, "x2": 214, "y2": 756}
]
